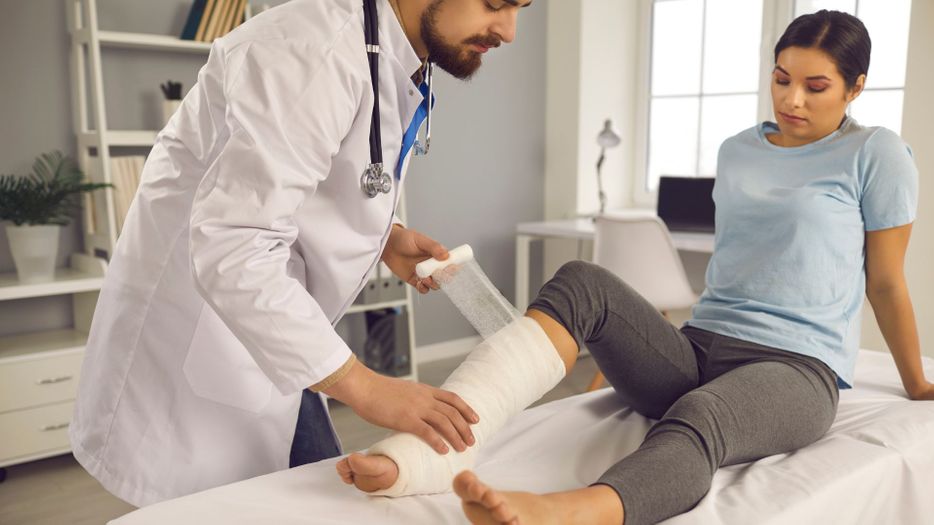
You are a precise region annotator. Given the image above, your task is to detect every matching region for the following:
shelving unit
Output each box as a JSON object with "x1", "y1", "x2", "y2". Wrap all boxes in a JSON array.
[
  {"x1": 0, "y1": 253, "x2": 105, "y2": 471},
  {"x1": 0, "y1": 0, "x2": 161, "y2": 474},
  {"x1": 5, "y1": 0, "x2": 423, "y2": 475}
]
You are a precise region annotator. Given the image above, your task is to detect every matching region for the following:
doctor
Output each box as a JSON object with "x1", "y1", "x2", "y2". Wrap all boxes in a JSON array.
[{"x1": 70, "y1": 0, "x2": 531, "y2": 507}]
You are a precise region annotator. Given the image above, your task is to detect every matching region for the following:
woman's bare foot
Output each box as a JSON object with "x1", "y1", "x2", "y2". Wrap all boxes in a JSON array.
[
  {"x1": 453, "y1": 471, "x2": 624, "y2": 525},
  {"x1": 335, "y1": 453, "x2": 399, "y2": 493}
]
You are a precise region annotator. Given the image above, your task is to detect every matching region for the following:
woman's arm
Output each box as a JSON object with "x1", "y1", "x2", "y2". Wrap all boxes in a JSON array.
[{"x1": 865, "y1": 223, "x2": 934, "y2": 400}]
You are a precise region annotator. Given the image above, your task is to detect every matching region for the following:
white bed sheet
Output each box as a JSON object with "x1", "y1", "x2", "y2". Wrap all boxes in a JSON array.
[{"x1": 112, "y1": 350, "x2": 934, "y2": 524}]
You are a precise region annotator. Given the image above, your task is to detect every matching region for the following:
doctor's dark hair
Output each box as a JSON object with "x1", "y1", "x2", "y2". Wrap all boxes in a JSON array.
[{"x1": 774, "y1": 10, "x2": 871, "y2": 90}]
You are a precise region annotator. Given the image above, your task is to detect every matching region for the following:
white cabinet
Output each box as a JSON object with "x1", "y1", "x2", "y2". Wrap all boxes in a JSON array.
[
  {"x1": 0, "y1": 254, "x2": 105, "y2": 468},
  {"x1": 0, "y1": 402, "x2": 76, "y2": 465},
  {"x1": 0, "y1": 348, "x2": 84, "y2": 413}
]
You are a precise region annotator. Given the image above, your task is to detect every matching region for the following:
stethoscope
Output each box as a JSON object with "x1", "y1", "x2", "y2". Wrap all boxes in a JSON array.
[{"x1": 361, "y1": 0, "x2": 432, "y2": 198}]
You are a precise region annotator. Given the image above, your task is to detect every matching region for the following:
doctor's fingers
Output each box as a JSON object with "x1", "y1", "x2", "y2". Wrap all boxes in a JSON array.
[
  {"x1": 433, "y1": 401, "x2": 476, "y2": 447},
  {"x1": 411, "y1": 420, "x2": 450, "y2": 454},
  {"x1": 420, "y1": 277, "x2": 440, "y2": 292},
  {"x1": 433, "y1": 388, "x2": 480, "y2": 424},
  {"x1": 412, "y1": 230, "x2": 449, "y2": 260},
  {"x1": 410, "y1": 277, "x2": 434, "y2": 294},
  {"x1": 415, "y1": 279, "x2": 429, "y2": 294},
  {"x1": 424, "y1": 411, "x2": 469, "y2": 453}
]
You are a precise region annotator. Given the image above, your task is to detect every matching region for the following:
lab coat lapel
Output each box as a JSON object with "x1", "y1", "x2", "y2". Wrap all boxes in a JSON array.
[{"x1": 376, "y1": 0, "x2": 424, "y2": 188}]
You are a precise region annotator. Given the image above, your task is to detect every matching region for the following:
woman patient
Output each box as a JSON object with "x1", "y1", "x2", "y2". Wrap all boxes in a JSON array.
[{"x1": 337, "y1": 10, "x2": 932, "y2": 524}]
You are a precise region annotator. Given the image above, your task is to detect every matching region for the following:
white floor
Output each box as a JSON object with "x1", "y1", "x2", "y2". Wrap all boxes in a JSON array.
[{"x1": 0, "y1": 354, "x2": 600, "y2": 525}]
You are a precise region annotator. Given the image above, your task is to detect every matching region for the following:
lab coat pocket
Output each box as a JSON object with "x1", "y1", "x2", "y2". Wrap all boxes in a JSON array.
[{"x1": 182, "y1": 304, "x2": 273, "y2": 413}]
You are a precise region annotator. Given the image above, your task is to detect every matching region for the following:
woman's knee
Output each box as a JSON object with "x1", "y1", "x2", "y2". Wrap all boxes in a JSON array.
[
  {"x1": 534, "y1": 261, "x2": 616, "y2": 316},
  {"x1": 546, "y1": 261, "x2": 633, "y2": 303},
  {"x1": 553, "y1": 260, "x2": 617, "y2": 287}
]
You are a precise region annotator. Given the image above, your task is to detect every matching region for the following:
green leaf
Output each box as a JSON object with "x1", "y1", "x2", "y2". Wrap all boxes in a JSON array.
[{"x1": 0, "y1": 150, "x2": 113, "y2": 226}]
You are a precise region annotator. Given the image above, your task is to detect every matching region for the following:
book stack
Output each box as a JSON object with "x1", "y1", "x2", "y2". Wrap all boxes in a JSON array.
[
  {"x1": 180, "y1": 0, "x2": 250, "y2": 42},
  {"x1": 109, "y1": 156, "x2": 146, "y2": 235}
]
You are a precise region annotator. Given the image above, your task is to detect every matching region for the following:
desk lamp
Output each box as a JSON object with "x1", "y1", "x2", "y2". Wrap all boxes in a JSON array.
[{"x1": 595, "y1": 118, "x2": 621, "y2": 217}]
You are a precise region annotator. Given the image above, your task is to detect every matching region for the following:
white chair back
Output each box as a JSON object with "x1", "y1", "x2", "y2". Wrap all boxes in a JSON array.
[{"x1": 593, "y1": 215, "x2": 698, "y2": 312}]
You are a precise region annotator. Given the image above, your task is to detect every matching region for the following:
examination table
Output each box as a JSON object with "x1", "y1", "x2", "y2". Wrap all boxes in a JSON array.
[{"x1": 112, "y1": 350, "x2": 934, "y2": 524}]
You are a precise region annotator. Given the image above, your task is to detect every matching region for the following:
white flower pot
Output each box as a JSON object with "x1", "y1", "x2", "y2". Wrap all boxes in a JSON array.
[
  {"x1": 5, "y1": 224, "x2": 61, "y2": 283},
  {"x1": 162, "y1": 99, "x2": 182, "y2": 126}
]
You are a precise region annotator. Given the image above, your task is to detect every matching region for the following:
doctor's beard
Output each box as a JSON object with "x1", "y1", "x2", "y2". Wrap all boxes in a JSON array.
[{"x1": 421, "y1": 0, "x2": 501, "y2": 80}]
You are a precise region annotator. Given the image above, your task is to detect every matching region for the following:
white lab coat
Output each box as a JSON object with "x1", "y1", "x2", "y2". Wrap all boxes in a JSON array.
[{"x1": 70, "y1": 0, "x2": 426, "y2": 507}]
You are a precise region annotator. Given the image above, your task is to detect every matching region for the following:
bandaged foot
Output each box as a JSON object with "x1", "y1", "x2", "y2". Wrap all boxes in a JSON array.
[{"x1": 342, "y1": 316, "x2": 566, "y2": 497}]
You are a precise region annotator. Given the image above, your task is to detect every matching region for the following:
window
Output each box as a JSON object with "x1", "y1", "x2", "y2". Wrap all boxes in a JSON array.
[
  {"x1": 639, "y1": 0, "x2": 913, "y2": 197},
  {"x1": 795, "y1": 0, "x2": 912, "y2": 133},
  {"x1": 645, "y1": 0, "x2": 764, "y2": 191}
]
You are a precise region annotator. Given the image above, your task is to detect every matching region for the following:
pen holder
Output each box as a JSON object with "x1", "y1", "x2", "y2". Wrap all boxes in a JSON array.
[{"x1": 162, "y1": 99, "x2": 182, "y2": 127}]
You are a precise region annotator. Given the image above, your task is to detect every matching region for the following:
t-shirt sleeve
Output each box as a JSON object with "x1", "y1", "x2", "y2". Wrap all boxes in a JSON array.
[{"x1": 859, "y1": 127, "x2": 919, "y2": 231}]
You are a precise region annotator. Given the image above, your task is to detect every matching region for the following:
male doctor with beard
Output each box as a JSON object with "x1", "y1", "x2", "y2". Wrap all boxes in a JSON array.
[{"x1": 70, "y1": 0, "x2": 531, "y2": 506}]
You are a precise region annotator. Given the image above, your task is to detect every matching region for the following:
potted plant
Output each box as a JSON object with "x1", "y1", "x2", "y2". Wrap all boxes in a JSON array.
[{"x1": 0, "y1": 151, "x2": 111, "y2": 283}]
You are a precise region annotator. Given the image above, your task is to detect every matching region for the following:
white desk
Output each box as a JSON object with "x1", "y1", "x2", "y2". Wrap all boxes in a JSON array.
[{"x1": 515, "y1": 212, "x2": 715, "y2": 311}]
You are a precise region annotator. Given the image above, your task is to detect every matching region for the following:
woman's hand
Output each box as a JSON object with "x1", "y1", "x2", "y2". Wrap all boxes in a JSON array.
[
  {"x1": 381, "y1": 224, "x2": 448, "y2": 294},
  {"x1": 906, "y1": 380, "x2": 934, "y2": 401}
]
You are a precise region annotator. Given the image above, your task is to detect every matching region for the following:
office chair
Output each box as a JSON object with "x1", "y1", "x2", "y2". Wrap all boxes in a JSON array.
[{"x1": 586, "y1": 215, "x2": 698, "y2": 391}]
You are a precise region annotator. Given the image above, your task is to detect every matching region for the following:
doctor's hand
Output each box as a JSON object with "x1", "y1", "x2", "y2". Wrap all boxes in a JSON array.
[
  {"x1": 324, "y1": 360, "x2": 479, "y2": 454},
  {"x1": 381, "y1": 224, "x2": 448, "y2": 294}
]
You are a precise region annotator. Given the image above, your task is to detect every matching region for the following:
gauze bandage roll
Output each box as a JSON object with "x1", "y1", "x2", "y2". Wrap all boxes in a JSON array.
[{"x1": 367, "y1": 246, "x2": 566, "y2": 497}]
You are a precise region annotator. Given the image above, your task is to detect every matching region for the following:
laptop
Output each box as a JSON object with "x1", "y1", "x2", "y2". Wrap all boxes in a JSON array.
[{"x1": 656, "y1": 176, "x2": 716, "y2": 234}]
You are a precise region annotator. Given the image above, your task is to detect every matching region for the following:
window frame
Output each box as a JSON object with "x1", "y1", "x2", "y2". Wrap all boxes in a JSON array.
[{"x1": 631, "y1": 0, "x2": 796, "y2": 207}]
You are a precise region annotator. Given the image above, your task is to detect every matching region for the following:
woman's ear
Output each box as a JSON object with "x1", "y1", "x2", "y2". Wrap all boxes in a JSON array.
[{"x1": 846, "y1": 74, "x2": 867, "y2": 103}]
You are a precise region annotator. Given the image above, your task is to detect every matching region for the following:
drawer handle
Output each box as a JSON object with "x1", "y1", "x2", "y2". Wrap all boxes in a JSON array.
[
  {"x1": 36, "y1": 375, "x2": 73, "y2": 385},
  {"x1": 40, "y1": 422, "x2": 70, "y2": 432}
]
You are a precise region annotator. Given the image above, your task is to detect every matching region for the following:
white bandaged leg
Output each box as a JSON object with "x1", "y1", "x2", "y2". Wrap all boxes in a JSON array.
[{"x1": 367, "y1": 316, "x2": 565, "y2": 497}]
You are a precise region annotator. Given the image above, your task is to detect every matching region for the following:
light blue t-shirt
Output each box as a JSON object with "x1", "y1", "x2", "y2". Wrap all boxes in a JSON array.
[{"x1": 686, "y1": 117, "x2": 918, "y2": 388}]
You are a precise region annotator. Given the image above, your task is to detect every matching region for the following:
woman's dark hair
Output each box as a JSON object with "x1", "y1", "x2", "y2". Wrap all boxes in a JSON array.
[{"x1": 774, "y1": 10, "x2": 871, "y2": 90}]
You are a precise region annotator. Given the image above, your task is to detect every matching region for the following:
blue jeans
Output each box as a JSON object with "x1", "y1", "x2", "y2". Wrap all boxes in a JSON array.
[{"x1": 289, "y1": 389, "x2": 342, "y2": 468}]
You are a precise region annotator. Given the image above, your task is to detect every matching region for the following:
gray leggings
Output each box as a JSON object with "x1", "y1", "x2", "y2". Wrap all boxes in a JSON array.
[{"x1": 529, "y1": 261, "x2": 839, "y2": 525}]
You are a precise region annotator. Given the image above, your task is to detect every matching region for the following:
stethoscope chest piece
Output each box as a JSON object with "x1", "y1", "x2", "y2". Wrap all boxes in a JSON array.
[{"x1": 361, "y1": 163, "x2": 392, "y2": 198}]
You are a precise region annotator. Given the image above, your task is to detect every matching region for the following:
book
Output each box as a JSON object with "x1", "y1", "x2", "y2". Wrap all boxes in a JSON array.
[
  {"x1": 109, "y1": 157, "x2": 127, "y2": 235},
  {"x1": 234, "y1": 0, "x2": 249, "y2": 29},
  {"x1": 109, "y1": 156, "x2": 145, "y2": 236},
  {"x1": 215, "y1": 0, "x2": 235, "y2": 40},
  {"x1": 180, "y1": 0, "x2": 207, "y2": 40},
  {"x1": 132, "y1": 157, "x2": 145, "y2": 194},
  {"x1": 194, "y1": 0, "x2": 218, "y2": 42},
  {"x1": 220, "y1": 0, "x2": 248, "y2": 38},
  {"x1": 205, "y1": 0, "x2": 232, "y2": 42}
]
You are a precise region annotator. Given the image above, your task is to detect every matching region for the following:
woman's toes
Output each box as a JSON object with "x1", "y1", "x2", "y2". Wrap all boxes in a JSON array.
[
  {"x1": 454, "y1": 471, "x2": 521, "y2": 525},
  {"x1": 335, "y1": 458, "x2": 354, "y2": 484},
  {"x1": 454, "y1": 471, "x2": 483, "y2": 502},
  {"x1": 340, "y1": 453, "x2": 399, "y2": 492}
]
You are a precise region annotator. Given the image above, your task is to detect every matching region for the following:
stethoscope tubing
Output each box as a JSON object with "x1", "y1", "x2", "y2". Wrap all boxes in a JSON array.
[
  {"x1": 364, "y1": 0, "x2": 382, "y2": 167},
  {"x1": 361, "y1": 0, "x2": 432, "y2": 198}
]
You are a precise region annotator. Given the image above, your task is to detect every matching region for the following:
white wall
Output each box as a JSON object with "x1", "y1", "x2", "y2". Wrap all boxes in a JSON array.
[
  {"x1": 542, "y1": 0, "x2": 641, "y2": 280},
  {"x1": 544, "y1": 0, "x2": 641, "y2": 221},
  {"x1": 404, "y1": 5, "x2": 548, "y2": 345},
  {"x1": 861, "y1": 0, "x2": 934, "y2": 359}
]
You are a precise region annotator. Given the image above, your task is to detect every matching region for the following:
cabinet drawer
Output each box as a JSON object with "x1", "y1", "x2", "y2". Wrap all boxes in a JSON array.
[
  {"x1": 0, "y1": 401, "x2": 74, "y2": 462},
  {"x1": 0, "y1": 351, "x2": 83, "y2": 412}
]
